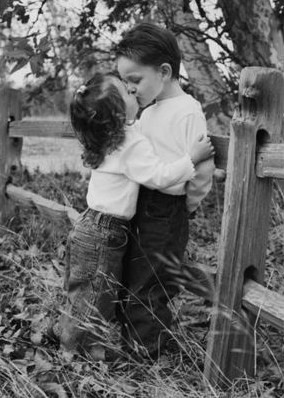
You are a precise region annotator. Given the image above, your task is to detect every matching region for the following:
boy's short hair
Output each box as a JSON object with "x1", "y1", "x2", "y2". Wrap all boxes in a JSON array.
[{"x1": 115, "y1": 23, "x2": 181, "y2": 80}]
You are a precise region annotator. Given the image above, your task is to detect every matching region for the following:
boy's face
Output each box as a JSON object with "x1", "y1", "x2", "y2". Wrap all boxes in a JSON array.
[{"x1": 117, "y1": 56, "x2": 165, "y2": 108}]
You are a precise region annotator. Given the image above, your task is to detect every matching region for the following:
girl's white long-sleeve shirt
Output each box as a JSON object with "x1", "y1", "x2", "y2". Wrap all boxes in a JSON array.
[{"x1": 86, "y1": 124, "x2": 195, "y2": 219}]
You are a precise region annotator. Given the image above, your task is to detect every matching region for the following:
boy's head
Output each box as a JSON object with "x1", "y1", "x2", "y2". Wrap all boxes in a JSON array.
[
  {"x1": 115, "y1": 23, "x2": 181, "y2": 79},
  {"x1": 116, "y1": 23, "x2": 182, "y2": 108}
]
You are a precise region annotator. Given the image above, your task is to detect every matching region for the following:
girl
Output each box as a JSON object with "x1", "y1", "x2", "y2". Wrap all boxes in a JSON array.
[{"x1": 57, "y1": 72, "x2": 214, "y2": 361}]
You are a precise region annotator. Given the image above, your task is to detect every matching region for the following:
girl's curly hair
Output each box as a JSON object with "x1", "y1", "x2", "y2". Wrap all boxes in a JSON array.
[{"x1": 70, "y1": 72, "x2": 126, "y2": 169}]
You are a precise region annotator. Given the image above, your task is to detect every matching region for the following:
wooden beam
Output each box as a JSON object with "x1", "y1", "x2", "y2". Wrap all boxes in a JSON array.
[
  {"x1": 0, "y1": 89, "x2": 22, "y2": 224},
  {"x1": 163, "y1": 261, "x2": 284, "y2": 330},
  {"x1": 0, "y1": 88, "x2": 9, "y2": 224},
  {"x1": 209, "y1": 138, "x2": 284, "y2": 179},
  {"x1": 242, "y1": 279, "x2": 284, "y2": 330},
  {"x1": 9, "y1": 121, "x2": 284, "y2": 180},
  {"x1": 256, "y1": 143, "x2": 284, "y2": 179},
  {"x1": 9, "y1": 120, "x2": 74, "y2": 138},
  {"x1": 6, "y1": 184, "x2": 80, "y2": 225},
  {"x1": 205, "y1": 67, "x2": 284, "y2": 387},
  {"x1": 210, "y1": 138, "x2": 284, "y2": 179},
  {"x1": 209, "y1": 134, "x2": 229, "y2": 171}
]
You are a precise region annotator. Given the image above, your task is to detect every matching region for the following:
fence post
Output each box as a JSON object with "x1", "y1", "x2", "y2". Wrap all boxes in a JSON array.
[
  {"x1": 204, "y1": 67, "x2": 284, "y2": 387},
  {"x1": 0, "y1": 87, "x2": 22, "y2": 225}
]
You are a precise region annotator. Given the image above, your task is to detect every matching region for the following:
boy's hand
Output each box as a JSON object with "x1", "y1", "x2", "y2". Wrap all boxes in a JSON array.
[{"x1": 191, "y1": 136, "x2": 215, "y2": 165}]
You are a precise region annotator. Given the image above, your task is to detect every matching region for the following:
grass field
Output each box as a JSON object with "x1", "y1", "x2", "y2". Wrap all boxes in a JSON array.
[
  {"x1": 22, "y1": 136, "x2": 91, "y2": 177},
  {"x1": 0, "y1": 138, "x2": 284, "y2": 397}
]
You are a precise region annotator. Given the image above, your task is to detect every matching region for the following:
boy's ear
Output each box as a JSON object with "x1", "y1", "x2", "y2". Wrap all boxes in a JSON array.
[{"x1": 160, "y1": 63, "x2": 172, "y2": 80}]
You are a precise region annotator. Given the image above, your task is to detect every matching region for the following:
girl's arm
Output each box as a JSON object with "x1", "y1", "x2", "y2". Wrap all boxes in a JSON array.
[{"x1": 121, "y1": 128, "x2": 196, "y2": 189}]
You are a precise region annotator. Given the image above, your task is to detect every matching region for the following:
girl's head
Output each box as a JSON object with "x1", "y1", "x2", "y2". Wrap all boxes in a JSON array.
[
  {"x1": 70, "y1": 72, "x2": 138, "y2": 169},
  {"x1": 116, "y1": 23, "x2": 182, "y2": 107}
]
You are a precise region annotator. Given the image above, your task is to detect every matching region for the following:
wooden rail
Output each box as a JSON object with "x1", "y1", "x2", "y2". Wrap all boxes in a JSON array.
[
  {"x1": 179, "y1": 269, "x2": 284, "y2": 331},
  {"x1": 6, "y1": 184, "x2": 79, "y2": 225},
  {"x1": 9, "y1": 120, "x2": 284, "y2": 179},
  {"x1": 9, "y1": 120, "x2": 74, "y2": 138},
  {"x1": 242, "y1": 279, "x2": 284, "y2": 329}
]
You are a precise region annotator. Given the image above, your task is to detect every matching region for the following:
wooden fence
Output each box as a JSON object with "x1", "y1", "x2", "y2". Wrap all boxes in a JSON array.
[{"x1": 0, "y1": 66, "x2": 284, "y2": 388}]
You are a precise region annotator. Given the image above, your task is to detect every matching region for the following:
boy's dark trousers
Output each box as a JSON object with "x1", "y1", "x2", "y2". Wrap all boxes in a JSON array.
[{"x1": 119, "y1": 186, "x2": 189, "y2": 357}]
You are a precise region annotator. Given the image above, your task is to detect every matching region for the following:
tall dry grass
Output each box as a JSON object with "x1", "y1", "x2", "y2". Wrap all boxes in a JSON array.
[{"x1": 0, "y1": 170, "x2": 283, "y2": 397}]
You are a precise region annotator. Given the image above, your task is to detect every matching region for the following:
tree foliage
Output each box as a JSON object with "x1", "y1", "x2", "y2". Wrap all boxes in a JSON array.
[{"x1": 0, "y1": 0, "x2": 283, "y2": 128}]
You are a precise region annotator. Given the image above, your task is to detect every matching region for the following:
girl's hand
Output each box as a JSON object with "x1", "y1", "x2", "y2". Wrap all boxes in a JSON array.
[{"x1": 191, "y1": 136, "x2": 215, "y2": 165}]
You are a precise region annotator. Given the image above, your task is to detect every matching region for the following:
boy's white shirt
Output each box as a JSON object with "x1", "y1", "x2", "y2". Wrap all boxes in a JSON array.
[
  {"x1": 139, "y1": 94, "x2": 215, "y2": 213},
  {"x1": 86, "y1": 124, "x2": 196, "y2": 220}
]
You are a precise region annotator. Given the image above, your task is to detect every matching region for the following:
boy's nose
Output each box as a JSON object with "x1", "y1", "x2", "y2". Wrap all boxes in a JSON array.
[{"x1": 128, "y1": 86, "x2": 136, "y2": 94}]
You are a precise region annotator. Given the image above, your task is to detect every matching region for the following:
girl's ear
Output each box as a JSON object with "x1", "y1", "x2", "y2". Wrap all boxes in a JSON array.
[{"x1": 160, "y1": 63, "x2": 172, "y2": 80}]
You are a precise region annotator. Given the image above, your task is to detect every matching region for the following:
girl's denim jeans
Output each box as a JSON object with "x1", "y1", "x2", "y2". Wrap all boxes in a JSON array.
[{"x1": 59, "y1": 208, "x2": 129, "y2": 355}]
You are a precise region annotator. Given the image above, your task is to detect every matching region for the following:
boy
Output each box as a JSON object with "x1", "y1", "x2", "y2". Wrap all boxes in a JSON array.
[{"x1": 116, "y1": 22, "x2": 215, "y2": 357}]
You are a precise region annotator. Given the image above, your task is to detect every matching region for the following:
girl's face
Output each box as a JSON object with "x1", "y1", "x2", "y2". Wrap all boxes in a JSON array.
[
  {"x1": 117, "y1": 56, "x2": 165, "y2": 108},
  {"x1": 112, "y1": 76, "x2": 139, "y2": 121}
]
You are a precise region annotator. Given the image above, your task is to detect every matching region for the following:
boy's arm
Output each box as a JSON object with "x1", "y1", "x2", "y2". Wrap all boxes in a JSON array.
[
  {"x1": 186, "y1": 157, "x2": 215, "y2": 213},
  {"x1": 183, "y1": 112, "x2": 215, "y2": 213},
  {"x1": 121, "y1": 128, "x2": 196, "y2": 189}
]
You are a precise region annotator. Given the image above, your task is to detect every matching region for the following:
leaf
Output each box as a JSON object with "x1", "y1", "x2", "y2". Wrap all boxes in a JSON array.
[
  {"x1": 38, "y1": 36, "x2": 50, "y2": 53},
  {"x1": 13, "y1": 308, "x2": 31, "y2": 320},
  {"x1": 16, "y1": 39, "x2": 34, "y2": 56},
  {"x1": 40, "y1": 382, "x2": 68, "y2": 398},
  {"x1": 30, "y1": 54, "x2": 44, "y2": 76},
  {"x1": 12, "y1": 359, "x2": 29, "y2": 374},
  {"x1": 29, "y1": 244, "x2": 40, "y2": 257},
  {"x1": 30, "y1": 329, "x2": 43, "y2": 345},
  {"x1": 6, "y1": 39, "x2": 34, "y2": 58},
  {"x1": 6, "y1": 48, "x2": 30, "y2": 59},
  {"x1": 0, "y1": 0, "x2": 11, "y2": 15},
  {"x1": 3, "y1": 344, "x2": 14, "y2": 355},
  {"x1": 10, "y1": 58, "x2": 29, "y2": 74},
  {"x1": 120, "y1": 380, "x2": 139, "y2": 394},
  {"x1": 34, "y1": 350, "x2": 54, "y2": 372},
  {"x1": 57, "y1": 244, "x2": 66, "y2": 260},
  {"x1": 14, "y1": 4, "x2": 30, "y2": 24}
]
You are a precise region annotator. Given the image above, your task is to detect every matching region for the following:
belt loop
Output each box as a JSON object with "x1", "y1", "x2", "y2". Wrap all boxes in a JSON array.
[{"x1": 95, "y1": 211, "x2": 103, "y2": 225}]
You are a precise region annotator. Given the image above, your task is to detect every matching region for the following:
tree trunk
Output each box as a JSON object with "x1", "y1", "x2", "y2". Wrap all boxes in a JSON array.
[
  {"x1": 218, "y1": 0, "x2": 284, "y2": 197},
  {"x1": 218, "y1": 0, "x2": 284, "y2": 71},
  {"x1": 156, "y1": 0, "x2": 232, "y2": 135}
]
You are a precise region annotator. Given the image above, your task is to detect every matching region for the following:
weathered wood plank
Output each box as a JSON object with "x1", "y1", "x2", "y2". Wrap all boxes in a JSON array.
[
  {"x1": 0, "y1": 89, "x2": 22, "y2": 224},
  {"x1": 9, "y1": 120, "x2": 74, "y2": 138},
  {"x1": 209, "y1": 134, "x2": 229, "y2": 171},
  {"x1": 204, "y1": 67, "x2": 284, "y2": 387},
  {"x1": 210, "y1": 136, "x2": 284, "y2": 179},
  {"x1": 9, "y1": 121, "x2": 284, "y2": 180},
  {"x1": 6, "y1": 184, "x2": 80, "y2": 225},
  {"x1": 242, "y1": 279, "x2": 284, "y2": 330},
  {"x1": 7, "y1": 91, "x2": 23, "y2": 176},
  {"x1": 256, "y1": 143, "x2": 284, "y2": 179},
  {"x1": 0, "y1": 88, "x2": 9, "y2": 224}
]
